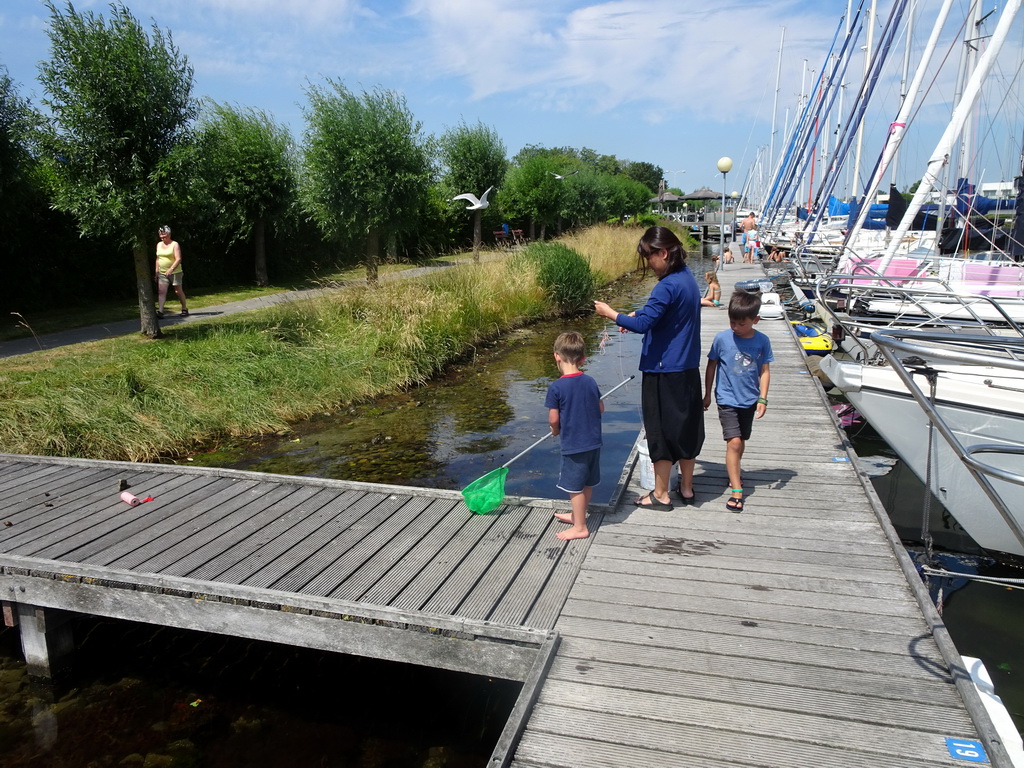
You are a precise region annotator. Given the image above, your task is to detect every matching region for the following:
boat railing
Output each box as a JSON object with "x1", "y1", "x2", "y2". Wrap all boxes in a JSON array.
[
  {"x1": 869, "y1": 328, "x2": 1024, "y2": 551},
  {"x1": 788, "y1": 243, "x2": 838, "y2": 280},
  {"x1": 814, "y1": 274, "x2": 1024, "y2": 362}
]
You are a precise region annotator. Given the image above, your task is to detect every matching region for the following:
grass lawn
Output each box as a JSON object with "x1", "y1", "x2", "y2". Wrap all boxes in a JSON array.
[{"x1": 1, "y1": 252, "x2": 509, "y2": 343}]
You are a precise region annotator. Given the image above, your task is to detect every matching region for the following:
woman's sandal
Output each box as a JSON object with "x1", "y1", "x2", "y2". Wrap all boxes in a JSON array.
[
  {"x1": 634, "y1": 492, "x2": 674, "y2": 511},
  {"x1": 676, "y1": 483, "x2": 695, "y2": 505},
  {"x1": 725, "y1": 488, "x2": 744, "y2": 513}
]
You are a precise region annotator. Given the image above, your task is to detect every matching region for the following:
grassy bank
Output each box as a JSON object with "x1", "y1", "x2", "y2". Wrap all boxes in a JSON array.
[{"x1": 0, "y1": 225, "x2": 646, "y2": 462}]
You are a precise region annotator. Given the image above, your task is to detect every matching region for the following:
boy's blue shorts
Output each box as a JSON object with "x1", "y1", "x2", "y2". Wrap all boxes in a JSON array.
[{"x1": 557, "y1": 448, "x2": 601, "y2": 494}]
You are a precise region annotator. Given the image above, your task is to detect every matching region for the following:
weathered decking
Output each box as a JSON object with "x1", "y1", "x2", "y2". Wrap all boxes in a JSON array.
[
  {"x1": 510, "y1": 261, "x2": 1016, "y2": 767},
  {"x1": 0, "y1": 455, "x2": 589, "y2": 684},
  {"x1": 0, "y1": 259, "x2": 1015, "y2": 766}
]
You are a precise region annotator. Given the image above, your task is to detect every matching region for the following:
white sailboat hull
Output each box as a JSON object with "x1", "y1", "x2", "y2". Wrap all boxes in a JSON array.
[{"x1": 820, "y1": 355, "x2": 1024, "y2": 558}]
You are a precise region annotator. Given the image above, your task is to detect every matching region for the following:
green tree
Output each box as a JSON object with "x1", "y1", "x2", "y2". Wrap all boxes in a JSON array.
[
  {"x1": 38, "y1": 1, "x2": 198, "y2": 338},
  {"x1": 439, "y1": 120, "x2": 507, "y2": 261},
  {"x1": 199, "y1": 102, "x2": 297, "y2": 286},
  {"x1": 500, "y1": 155, "x2": 563, "y2": 240},
  {"x1": 622, "y1": 160, "x2": 664, "y2": 194},
  {"x1": 301, "y1": 81, "x2": 433, "y2": 281}
]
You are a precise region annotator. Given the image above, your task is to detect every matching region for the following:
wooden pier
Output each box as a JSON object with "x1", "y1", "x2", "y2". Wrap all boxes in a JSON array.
[
  {"x1": 510, "y1": 261, "x2": 1017, "y2": 767},
  {"x1": 0, "y1": 259, "x2": 1017, "y2": 766}
]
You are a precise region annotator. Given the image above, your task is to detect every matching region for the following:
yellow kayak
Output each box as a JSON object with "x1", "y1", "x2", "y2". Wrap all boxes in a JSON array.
[{"x1": 791, "y1": 321, "x2": 834, "y2": 355}]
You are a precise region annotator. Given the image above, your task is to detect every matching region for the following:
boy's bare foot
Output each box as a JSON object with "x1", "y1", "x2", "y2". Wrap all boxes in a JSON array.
[
  {"x1": 553, "y1": 512, "x2": 574, "y2": 524},
  {"x1": 556, "y1": 527, "x2": 589, "y2": 541}
]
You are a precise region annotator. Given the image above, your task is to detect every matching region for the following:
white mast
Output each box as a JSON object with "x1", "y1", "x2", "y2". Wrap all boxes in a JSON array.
[
  {"x1": 842, "y1": 0, "x2": 957, "y2": 260},
  {"x1": 879, "y1": 0, "x2": 1022, "y2": 268},
  {"x1": 852, "y1": 0, "x2": 878, "y2": 195},
  {"x1": 769, "y1": 27, "x2": 786, "y2": 177}
]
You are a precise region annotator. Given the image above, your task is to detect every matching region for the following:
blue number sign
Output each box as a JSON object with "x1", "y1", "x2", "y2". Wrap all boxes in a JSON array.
[{"x1": 945, "y1": 737, "x2": 988, "y2": 763}]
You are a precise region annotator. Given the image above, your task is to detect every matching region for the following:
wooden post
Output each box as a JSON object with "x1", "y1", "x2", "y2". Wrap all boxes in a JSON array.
[{"x1": 14, "y1": 604, "x2": 74, "y2": 680}]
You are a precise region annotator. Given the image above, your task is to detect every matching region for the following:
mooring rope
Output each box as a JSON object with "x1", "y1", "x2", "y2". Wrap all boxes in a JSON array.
[{"x1": 920, "y1": 566, "x2": 1024, "y2": 590}]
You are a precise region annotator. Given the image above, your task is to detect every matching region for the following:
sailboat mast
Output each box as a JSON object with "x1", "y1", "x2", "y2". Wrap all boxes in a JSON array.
[
  {"x1": 852, "y1": 0, "x2": 878, "y2": 194},
  {"x1": 770, "y1": 27, "x2": 786, "y2": 178},
  {"x1": 842, "y1": 0, "x2": 957, "y2": 255},
  {"x1": 880, "y1": 0, "x2": 1022, "y2": 266}
]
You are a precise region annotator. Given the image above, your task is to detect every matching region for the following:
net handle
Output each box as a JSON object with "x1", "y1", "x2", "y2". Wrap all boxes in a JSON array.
[{"x1": 501, "y1": 374, "x2": 635, "y2": 469}]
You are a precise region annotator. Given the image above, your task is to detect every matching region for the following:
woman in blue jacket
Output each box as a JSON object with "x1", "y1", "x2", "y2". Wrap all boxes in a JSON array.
[{"x1": 594, "y1": 226, "x2": 704, "y2": 509}]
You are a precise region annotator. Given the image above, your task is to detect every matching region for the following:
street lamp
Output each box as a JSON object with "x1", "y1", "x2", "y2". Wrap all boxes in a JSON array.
[
  {"x1": 730, "y1": 191, "x2": 739, "y2": 240},
  {"x1": 717, "y1": 157, "x2": 733, "y2": 267}
]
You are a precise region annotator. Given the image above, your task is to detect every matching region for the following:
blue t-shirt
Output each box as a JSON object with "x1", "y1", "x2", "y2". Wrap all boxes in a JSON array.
[
  {"x1": 614, "y1": 268, "x2": 702, "y2": 371},
  {"x1": 707, "y1": 329, "x2": 774, "y2": 408},
  {"x1": 544, "y1": 372, "x2": 602, "y2": 455}
]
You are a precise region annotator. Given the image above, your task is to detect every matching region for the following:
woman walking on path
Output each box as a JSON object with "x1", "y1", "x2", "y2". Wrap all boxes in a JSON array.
[
  {"x1": 155, "y1": 225, "x2": 188, "y2": 318},
  {"x1": 594, "y1": 226, "x2": 704, "y2": 509}
]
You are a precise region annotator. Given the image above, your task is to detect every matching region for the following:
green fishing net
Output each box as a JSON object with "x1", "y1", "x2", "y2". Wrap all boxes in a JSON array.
[{"x1": 460, "y1": 467, "x2": 508, "y2": 514}]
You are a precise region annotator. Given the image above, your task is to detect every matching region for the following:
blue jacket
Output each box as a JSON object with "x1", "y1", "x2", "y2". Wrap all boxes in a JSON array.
[{"x1": 615, "y1": 268, "x2": 702, "y2": 372}]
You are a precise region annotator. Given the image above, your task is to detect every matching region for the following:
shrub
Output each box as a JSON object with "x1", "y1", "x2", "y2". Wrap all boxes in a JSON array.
[{"x1": 527, "y1": 242, "x2": 597, "y2": 315}]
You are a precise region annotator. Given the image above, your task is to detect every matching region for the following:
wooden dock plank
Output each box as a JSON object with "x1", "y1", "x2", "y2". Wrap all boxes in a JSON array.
[
  {"x1": 0, "y1": 470, "x2": 173, "y2": 552},
  {"x1": 223, "y1": 489, "x2": 391, "y2": 588},
  {"x1": 327, "y1": 497, "x2": 464, "y2": 603},
  {"x1": 356, "y1": 505, "x2": 475, "y2": 606},
  {"x1": 187, "y1": 487, "x2": 358, "y2": 582},
  {"x1": 390, "y1": 506, "x2": 530, "y2": 612},
  {"x1": 26, "y1": 474, "x2": 221, "y2": 560},
  {"x1": 269, "y1": 492, "x2": 427, "y2": 594},
  {"x1": 130, "y1": 483, "x2": 306, "y2": 574},
  {"x1": 425, "y1": 506, "x2": 551, "y2": 619},
  {"x1": 163, "y1": 484, "x2": 324, "y2": 578},
  {"x1": 96, "y1": 479, "x2": 262, "y2": 569},
  {"x1": 543, "y1": 656, "x2": 974, "y2": 731}
]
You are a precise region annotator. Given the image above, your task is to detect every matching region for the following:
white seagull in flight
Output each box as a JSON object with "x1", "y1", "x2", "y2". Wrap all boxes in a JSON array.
[
  {"x1": 550, "y1": 170, "x2": 579, "y2": 180},
  {"x1": 451, "y1": 186, "x2": 494, "y2": 210}
]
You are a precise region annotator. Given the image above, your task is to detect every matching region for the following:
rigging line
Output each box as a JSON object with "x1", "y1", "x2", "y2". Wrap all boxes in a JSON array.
[{"x1": 920, "y1": 566, "x2": 1024, "y2": 588}]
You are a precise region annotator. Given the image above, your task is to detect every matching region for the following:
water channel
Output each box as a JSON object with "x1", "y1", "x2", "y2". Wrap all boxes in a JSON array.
[{"x1": 1, "y1": 256, "x2": 1020, "y2": 764}]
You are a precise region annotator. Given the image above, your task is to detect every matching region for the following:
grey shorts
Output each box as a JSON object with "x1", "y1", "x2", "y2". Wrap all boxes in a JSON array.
[
  {"x1": 718, "y1": 404, "x2": 756, "y2": 441},
  {"x1": 158, "y1": 272, "x2": 183, "y2": 286}
]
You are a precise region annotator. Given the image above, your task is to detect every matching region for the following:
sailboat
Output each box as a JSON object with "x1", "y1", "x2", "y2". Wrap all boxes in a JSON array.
[{"x1": 820, "y1": 0, "x2": 1024, "y2": 560}]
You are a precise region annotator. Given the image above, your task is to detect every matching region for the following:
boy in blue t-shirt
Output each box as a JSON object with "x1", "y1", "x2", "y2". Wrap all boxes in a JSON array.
[
  {"x1": 703, "y1": 290, "x2": 773, "y2": 512},
  {"x1": 544, "y1": 332, "x2": 603, "y2": 540}
]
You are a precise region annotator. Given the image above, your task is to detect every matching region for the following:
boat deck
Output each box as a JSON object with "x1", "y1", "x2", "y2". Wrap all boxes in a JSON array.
[{"x1": 510, "y1": 261, "x2": 1013, "y2": 767}]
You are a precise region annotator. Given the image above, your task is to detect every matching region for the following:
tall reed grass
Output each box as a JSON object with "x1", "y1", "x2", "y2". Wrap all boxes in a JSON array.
[{"x1": 0, "y1": 225, "x2": 643, "y2": 461}]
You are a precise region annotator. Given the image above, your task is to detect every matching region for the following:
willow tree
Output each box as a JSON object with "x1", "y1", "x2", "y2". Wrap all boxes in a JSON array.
[
  {"x1": 39, "y1": 1, "x2": 197, "y2": 338},
  {"x1": 200, "y1": 103, "x2": 296, "y2": 286},
  {"x1": 439, "y1": 120, "x2": 507, "y2": 261},
  {"x1": 301, "y1": 81, "x2": 432, "y2": 281}
]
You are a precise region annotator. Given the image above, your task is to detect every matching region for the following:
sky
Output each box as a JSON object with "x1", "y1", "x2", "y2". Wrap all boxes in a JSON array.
[{"x1": 2, "y1": 0, "x2": 1023, "y2": 201}]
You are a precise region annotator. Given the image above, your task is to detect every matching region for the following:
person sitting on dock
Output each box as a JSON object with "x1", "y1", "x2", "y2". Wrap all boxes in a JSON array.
[
  {"x1": 703, "y1": 290, "x2": 773, "y2": 512},
  {"x1": 545, "y1": 331, "x2": 604, "y2": 541},
  {"x1": 701, "y1": 271, "x2": 721, "y2": 307}
]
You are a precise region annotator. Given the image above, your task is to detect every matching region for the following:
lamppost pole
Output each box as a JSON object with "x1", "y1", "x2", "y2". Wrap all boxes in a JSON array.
[{"x1": 717, "y1": 157, "x2": 733, "y2": 269}]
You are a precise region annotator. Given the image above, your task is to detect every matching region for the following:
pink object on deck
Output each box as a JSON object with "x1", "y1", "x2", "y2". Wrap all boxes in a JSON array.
[{"x1": 120, "y1": 491, "x2": 141, "y2": 506}]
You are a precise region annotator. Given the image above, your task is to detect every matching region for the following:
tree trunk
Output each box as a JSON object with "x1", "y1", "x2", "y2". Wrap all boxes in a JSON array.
[
  {"x1": 472, "y1": 209, "x2": 482, "y2": 263},
  {"x1": 540, "y1": 222, "x2": 547, "y2": 241},
  {"x1": 529, "y1": 218, "x2": 536, "y2": 241},
  {"x1": 365, "y1": 228, "x2": 380, "y2": 283},
  {"x1": 253, "y1": 216, "x2": 268, "y2": 287},
  {"x1": 134, "y1": 234, "x2": 161, "y2": 339}
]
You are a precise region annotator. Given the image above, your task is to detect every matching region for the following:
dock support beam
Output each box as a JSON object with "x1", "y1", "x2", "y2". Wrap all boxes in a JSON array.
[{"x1": 4, "y1": 602, "x2": 75, "y2": 680}]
